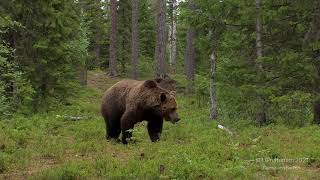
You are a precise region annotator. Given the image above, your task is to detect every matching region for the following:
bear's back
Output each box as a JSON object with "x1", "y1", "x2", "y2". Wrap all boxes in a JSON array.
[{"x1": 101, "y1": 80, "x2": 142, "y2": 117}]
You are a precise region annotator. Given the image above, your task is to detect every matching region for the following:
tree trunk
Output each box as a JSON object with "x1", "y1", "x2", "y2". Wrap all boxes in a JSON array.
[
  {"x1": 80, "y1": 65, "x2": 87, "y2": 86},
  {"x1": 314, "y1": 52, "x2": 320, "y2": 124},
  {"x1": 155, "y1": 0, "x2": 167, "y2": 78},
  {"x1": 168, "y1": 0, "x2": 176, "y2": 73},
  {"x1": 313, "y1": 100, "x2": 320, "y2": 124},
  {"x1": 185, "y1": 1, "x2": 195, "y2": 93},
  {"x1": 94, "y1": 33, "x2": 100, "y2": 68},
  {"x1": 108, "y1": 0, "x2": 118, "y2": 77},
  {"x1": 185, "y1": 27, "x2": 195, "y2": 93},
  {"x1": 255, "y1": 0, "x2": 267, "y2": 125},
  {"x1": 210, "y1": 49, "x2": 218, "y2": 120},
  {"x1": 304, "y1": 6, "x2": 320, "y2": 125},
  {"x1": 313, "y1": 51, "x2": 320, "y2": 124},
  {"x1": 171, "y1": 0, "x2": 177, "y2": 73},
  {"x1": 168, "y1": 12, "x2": 172, "y2": 70},
  {"x1": 131, "y1": 0, "x2": 139, "y2": 79},
  {"x1": 255, "y1": 0, "x2": 263, "y2": 62}
]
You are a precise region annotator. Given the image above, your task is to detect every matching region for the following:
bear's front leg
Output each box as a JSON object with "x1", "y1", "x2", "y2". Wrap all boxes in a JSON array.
[
  {"x1": 120, "y1": 111, "x2": 136, "y2": 144},
  {"x1": 147, "y1": 120, "x2": 163, "y2": 142}
]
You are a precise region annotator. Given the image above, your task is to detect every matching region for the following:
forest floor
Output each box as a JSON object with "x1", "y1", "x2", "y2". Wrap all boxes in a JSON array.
[{"x1": 0, "y1": 70, "x2": 320, "y2": 179}]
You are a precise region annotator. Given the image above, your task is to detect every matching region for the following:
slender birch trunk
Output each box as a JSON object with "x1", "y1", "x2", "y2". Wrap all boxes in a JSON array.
[{"x1": 210, "y1": 49, "x2": 218, "y2": 120}]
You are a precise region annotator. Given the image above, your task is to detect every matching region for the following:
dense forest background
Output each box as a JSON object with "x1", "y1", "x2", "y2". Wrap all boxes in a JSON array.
[
  {"x1": 1, "y1": 0, "x2": 320, "y2": 127},
  {"x1": 1, "y1": 1, "x2": 320, "y2": 179}
]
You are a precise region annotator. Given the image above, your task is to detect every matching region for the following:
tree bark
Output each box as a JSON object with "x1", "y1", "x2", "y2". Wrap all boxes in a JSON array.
[
  {"x1": 108, "y1": 0, "x2": 118, "y2": 77},
  {"x1": 185, "y1": 27, "x2": 195, "y2": 93},
  {"x1": 94, "y1": 33, "x2": 100, "y2": 68},
  {"x1": 168, "y1": 12, "x2": 172, "y2": 70},
  {"x1": 255, "y1": 0, "x2": 263, "y2": 62},
  {"x1": 168, "y1": 0, "x2": 177, "y2": 74},
  {"x1": 171, "y1": 0, "x2": 177, "y2": 73},
  {"x1": 131, "y1": 0, "x2": 139, "y2": 79},
  {"x1": 304, "y1": 6, "x2": 320, "y2": 124},
  {"x1": 185, "y1": 0, "x2": 195, "y2": 93},
  {"x1": 210, "y1": 49, "x2": 218, "y2": 120},
  {"x1": 314, "y1": 100, "x2": 320, "y2": 124},
  {"x1": 315, "y1": 53, "x2": 320, "y2": 124},
  {"x1": 80, "y1": 65, "x2": 87, "y2": 86},
  {"x1": 255, "y1": 0, "x2": 267, "y2": 125},
  {"x1": 154, "y1": 0, "x2": 167, "y2": 78}
]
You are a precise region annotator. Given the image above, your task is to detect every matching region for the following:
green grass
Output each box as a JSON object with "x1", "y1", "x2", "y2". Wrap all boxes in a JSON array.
[{"x1": 0, "y1": 72, "x2": 320, "y2": 179}]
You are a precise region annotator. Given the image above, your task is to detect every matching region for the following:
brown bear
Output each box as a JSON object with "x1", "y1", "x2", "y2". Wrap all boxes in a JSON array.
[{"x1": 101, "y1": 79, "x2": 180, "y2": 144}]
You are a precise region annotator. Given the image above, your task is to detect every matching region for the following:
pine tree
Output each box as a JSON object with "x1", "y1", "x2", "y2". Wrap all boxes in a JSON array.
[
  {"x1": 154, "y1": 0, "x2": 167, "y2": 78},
  {"x1": 108, "y1": 0, "x2": 118, "y2": 77},
  {"x1": 184, "y1": 0, "x2": 196, "y2": 93},
  {"x1": 131, "y1": 0, "x2": 139, "y2": 79},
  {"x1": 80, "y1": 0, "x2": 107, "y2": 69},
  {"x1": 304, "y1": 6, "x2": 320, "y2": 124},
  {"x1": 254, "y1": 0, "x2": 267, "y2": 126},
  {"x1": 1, "y1": 0, "x2": 89, "y2": 111},
  {"x1": 118, "y1": 0, "x2": 131, "y2": 74}
]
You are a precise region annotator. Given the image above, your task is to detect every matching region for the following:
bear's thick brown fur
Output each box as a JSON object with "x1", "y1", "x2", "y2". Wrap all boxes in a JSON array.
[{"x1": 101, "y1": 79, "x2": 180, "y2": 144}]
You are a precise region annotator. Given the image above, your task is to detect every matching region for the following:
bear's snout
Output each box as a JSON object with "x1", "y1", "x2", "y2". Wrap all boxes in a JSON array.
[
  {"x1": 173, "y1": 117, "x2": 180, "y2": 123},
  {"x1": 170, "y1": 115, "x2": 180, "y2": 124}
]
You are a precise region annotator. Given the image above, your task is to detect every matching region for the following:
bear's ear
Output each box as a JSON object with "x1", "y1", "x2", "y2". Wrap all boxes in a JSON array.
[
  {"x1": 144, "y1": 80, "x2": 157, "y2": 88},
  {"x1": 160, "y1": 93, "x2": 166, "y2": 102},
  {"x1": 154, "y1": 78, "x2": 163, "y2": 83}
]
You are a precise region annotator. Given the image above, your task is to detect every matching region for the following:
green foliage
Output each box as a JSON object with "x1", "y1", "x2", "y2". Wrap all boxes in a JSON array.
[
  {"x1": 139, "y1": 0, "x2": 157, "y2": 59},
  {"x1": 80, "y1": 0, "x2": 108, "y2": 69},
  {"x1": 179, "y1": 0, "x2": 320, "y2": 125},
  {"x1": 115, "y1": 0, "x2": 156, "y2": 75},
  {"x1": 0, "y1": 84, "x2": 319, "y2": 179},
  {"x1": 0, "y1": 15, "x2": 34, "y2": 117},
  {"x1": 1, "y1": 0, "x2": 90, "y2": 113},
  {"x1": 0, "y1": 153, "x2": 9, "y2": 173},
  {"x1": 138, "y1": 56, "x2": 155, "y2": 78},
  {"x1": 270, "y1": 91, "x2": 313, "y2": 127},
  {"x1": 117, "y1": 0, "x2": 132, "y2": 74}
]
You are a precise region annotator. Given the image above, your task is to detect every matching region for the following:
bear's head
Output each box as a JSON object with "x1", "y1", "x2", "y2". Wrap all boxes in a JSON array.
[
  {"x1": 143, "y1": 80, "x2": 180, "y2": 123},
  {"x1": 160, "y1": 91, "x2": 180, "y2": 123}
]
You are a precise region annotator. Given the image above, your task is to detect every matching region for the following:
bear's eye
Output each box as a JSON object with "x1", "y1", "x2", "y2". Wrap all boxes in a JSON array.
[{"x1": 171, "y1": 108, "x2": 176, "y2": 111}]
